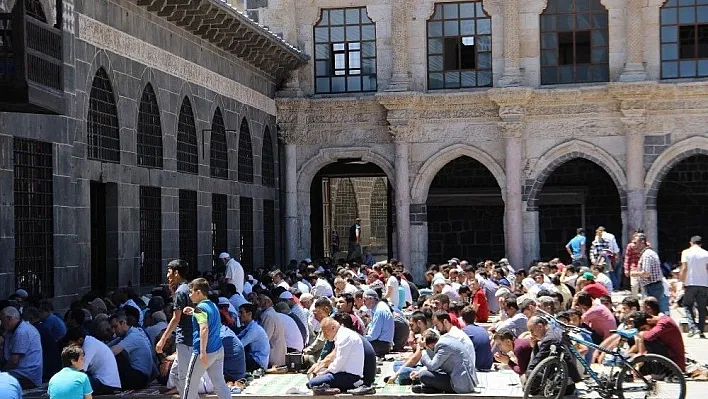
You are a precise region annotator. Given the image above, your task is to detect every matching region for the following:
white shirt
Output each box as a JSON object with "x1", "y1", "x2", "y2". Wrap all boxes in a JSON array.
[
  {"x1": 225, "y1": 259, "x2": 245, "y2": 293},
  {"x1": 295, "y1": 281, "x2": 310, "y2": 294},
  {"x1": 83, "y1": 335, "x2": 122, "y2": 389},
  {"x1": 327, "y1": 326, "x2": 364, "y2": 377},
  {"x1": 277, "y1": 281, "x2": 290, "y2": 290},
  {"x1": 682, "y1": 245, "x2": 708, "y2": 287},
  {"x1": 312, "y1": 278, "x2": 333, "y2": 298},
  {"x1": 602, "y1": 232, "x2": 620, "y2": 254},
  {"x1": 442, "y1": 284, "x2": 460, "y2": 302},
  {"x1": 277, "y1": 313, "x2": 304, "y2": 351},
  {"x1": 343, "y1": 283, "x2": 358, "y2": 295},
  {"x1": 386, "y1": 276, "x2": 400, "y2": 308},
  {"x1": 401, "y1": 279, "x2": 413, "y2": 305},
  {"x1": 595, "y1": 273, "x2": 613, "y2": 292}
]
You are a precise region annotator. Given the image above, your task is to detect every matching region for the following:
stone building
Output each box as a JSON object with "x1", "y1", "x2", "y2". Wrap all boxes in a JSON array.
[
  {"x1": 0, "y1": 0, "x2": 306, "y2": 304},
  {"x1": 252, "y1": 0, "x2": 708, "y2": 280}
]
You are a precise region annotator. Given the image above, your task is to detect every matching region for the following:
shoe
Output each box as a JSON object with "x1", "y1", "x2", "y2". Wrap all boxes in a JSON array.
[
  {"x1": 312, "y1": 383, "x2": 341, "y2": 395},
  {"x1": 412, "y1": 385, "x2": 442, "y2": 394},
  {"x1": 348, "y1": 385, "x2": 376, "y2": 395},
  {"x1": 699, "y1": 333, "x2": 706, "y2": 339},
  {"x1": 689, "y1": 329, "x2": 698, "y2": 337}
]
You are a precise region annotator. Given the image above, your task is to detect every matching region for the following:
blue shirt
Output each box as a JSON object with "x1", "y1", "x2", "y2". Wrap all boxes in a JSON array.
[
  {"x1": 192, "y1": 300, "x2": 223, "y2": 355},
  {"x1": 174, "y1": 283, "x2": 194, "y2": 346},
  {"x1": 0, "y1": 372, "x2": 22, "y2": 399},
  {"x1": 462, "y1": 323, "x2": 494, "y2": 370},
  {"x1": 220, "y1": 326, "x2": 246, "y2": 380},
  {"x1": 365, "y1": 301, "x2": 394, "y2": 343},
  {"x1": 42, "y1": 314, "x2": 67, "y2": 342},
  {"x1": 109, "y1": 327, "x2": 153, "y2": 376},
  {"x1": 32, "y1": 321, "x2": 61, "y2": 381},
  {"x1": 237, "y1": 321, "x2": 270, "y2": 369},
  {"x1": 3, "y1": 321, "x2": 43, "y2": 387},
  {"x1": 567, "y1": 235, "x2": 586, "y2": 257},
  {"x1": 48, "y1": 367, "x2": 92, "y2": 399}
]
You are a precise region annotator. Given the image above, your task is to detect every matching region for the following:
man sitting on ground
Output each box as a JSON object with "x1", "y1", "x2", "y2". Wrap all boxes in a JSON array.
[
  {"x1": 0, "y1": 306, "x2": 42, "y2": 389},
  {"x1": 493, "y1": 329, "x2": 533, "y2": 375},
  {"x1": 631, "y1": 311, "x2": 686, "y2": 371},
  {"x1": 306, "y1": 317, "x2": 364, "y2": 394},
  {"x1": 237, "y1": 303, "x2": 270, "y2": 371},
  {"x1": 108, "y1": 311, "x2": 154, "y2": 389},
  {"x1": 460, "y1": 306, "x2": 493, "y2": 370},
  {"x1": 63, "y1": 327, "x2": 121, "y2": 394},
  {"x1": 363, "y1": 290, "x2": 394, "y2": 356},
  {"x1": 410, "y1": 328, "x2": 476, "y2": 394}
]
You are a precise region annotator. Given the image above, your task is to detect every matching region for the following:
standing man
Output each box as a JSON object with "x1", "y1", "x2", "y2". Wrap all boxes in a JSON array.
[
  {"x1": 566, "y1": 228, "x2": 587, "y2": 266},
  {"x1": 631, "y1": 233, "x2": 669, "y2": 314},
  {"x1": 624, "y1": 231, "x2": 644, "y2": 298},
  {"x1": 156, "y1": 259, "x2": 193, "y2": 398},
  {"x1": 347, "y1": 218, "x2": 362, "y2": 263},
  {"x1": 220, "y1": 253, "x2": 244, "y2": 294},
  {"x1": 680, "y1": 235, "x2": 708, "y2": 338}
]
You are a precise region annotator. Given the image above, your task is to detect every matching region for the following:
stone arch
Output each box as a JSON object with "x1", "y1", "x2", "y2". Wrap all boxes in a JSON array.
[
  {"x1": 525, "y1": 140, "x2": 627, "y2": 211},
  {"x1": 411, "y1": 143, "x2": 506, "y2": 204},
  {"x1": 645, "y1": 136, "x2": 708, "y2": 209}
]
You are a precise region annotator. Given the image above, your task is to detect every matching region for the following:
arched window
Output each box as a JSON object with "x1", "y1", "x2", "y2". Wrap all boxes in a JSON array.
[
  {"x1": 261, "y1": 127, "x2": 275, "y2": 187},
  {"x1": 137, "y1": 83, "x2": 163, "y2": 168},
  {"x1": 660, "y1": 0, "x2": 708, "y2": 79},
  {"x1": 540, "y1": 0, "x2": 609, "y2": 85},
  {"x1": 87, "y1": 68, "x2": 120, "y2": 163},
  {"x1": 210, "y1": 108, "x2": 228, "y2": 179},
  {"x1": 314, "y1": 7, "x2": 377, "y2": 93},
  {"x1": 238, "y1": 119, "x2": 254, "y2": 183},
  {"x1": 427, "y1": 1, "x2": 492, "y2": 89},
  {"x1": 176, "y1": 97, "x2": 198, "y2": 174}
]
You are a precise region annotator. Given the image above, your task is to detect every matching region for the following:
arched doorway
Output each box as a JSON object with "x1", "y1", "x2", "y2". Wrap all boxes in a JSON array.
[
  {"x1": 538, "y1": 158, "x2": 622, "y2": 261},
  {"x1": 426, "y1": 156, "x2": 504, "y2": 264},
  {"x1": 310, "y1": 160, "x2": 393, "y2": 261},
  {"x1": 657, "y1": 154, "x2": 708, "y2": 264}
]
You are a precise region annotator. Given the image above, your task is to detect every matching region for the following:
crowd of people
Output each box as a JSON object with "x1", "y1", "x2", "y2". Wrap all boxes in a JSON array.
[{"x1": 0, "y1": 226, "x2": 704, "y2": 398}]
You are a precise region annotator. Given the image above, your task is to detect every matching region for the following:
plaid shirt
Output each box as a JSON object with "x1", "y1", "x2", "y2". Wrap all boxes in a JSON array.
[
  {"x1": 590, "y1": 238, "x2": 610, "y2": 264},
  {"x1": 624, "y1": 242, "x2": 640, "y2": 275},
  {"x1": 638, "y1": 247, "x2": 663, "y2": 287}
]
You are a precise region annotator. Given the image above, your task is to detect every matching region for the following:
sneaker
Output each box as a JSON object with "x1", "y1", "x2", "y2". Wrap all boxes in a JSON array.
[
  {"x1": 689, "y1": 329, "x2": 699, "y2": 337},
  {"x1": 699, "y1": 333, "x2": 706, "y2": 339},
  {"x1": 348, "y1": 385, "x2": 376, "y2": 395},
  {"x1": 312, "y1": 384, "x2": 341, "y2": 395}
]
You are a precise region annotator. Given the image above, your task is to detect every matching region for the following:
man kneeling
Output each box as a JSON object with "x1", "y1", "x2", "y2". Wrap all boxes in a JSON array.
[
  {"x1": 306, "y1": 317, "x2": 363, "y2": 394},
  {"x1": 410, "y1": 329, "x2": 476, "y2": 394}
]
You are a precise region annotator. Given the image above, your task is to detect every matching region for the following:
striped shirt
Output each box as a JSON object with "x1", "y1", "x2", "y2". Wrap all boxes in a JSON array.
[{"x1": 638, "y1": 248, "x2": 663, "y2": 287}]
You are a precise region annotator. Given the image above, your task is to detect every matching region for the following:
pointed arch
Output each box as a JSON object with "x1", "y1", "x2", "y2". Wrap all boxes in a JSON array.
[
  {"x1": 238, "y1": 118, "x2": 254, "y2": 183},
  {"x1": 137, "y1": 83, "x2": 163, "y2": 168},
  {"x1": 176, "y1": 97, "x2": 198, "y2": 174},
  {"x1": 261, "y1": 127, "x2": 276, "y2": 187},
  {"x1": 645, "y1": 136, "x2": 708, "y2": 208},
  {"x1": 87, "y1": 67, "x2": 120, "y2": 163},
  {"x1": 210, "y1": 108, "x2": 228, "y2": 179}
]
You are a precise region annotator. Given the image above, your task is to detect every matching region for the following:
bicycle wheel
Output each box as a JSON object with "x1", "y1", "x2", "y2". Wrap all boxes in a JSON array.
[
  {"x1": 615, "y1": 354, "x2": 686, "y2": 399},
  {"x1": 524, "y1": 356, "x2": 569, "y2": 399}
]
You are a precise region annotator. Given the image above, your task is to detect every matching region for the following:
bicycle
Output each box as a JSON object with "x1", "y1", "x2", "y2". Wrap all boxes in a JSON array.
[{"x1": 524, "y1": 309, "x2": 686, "y2": 399}]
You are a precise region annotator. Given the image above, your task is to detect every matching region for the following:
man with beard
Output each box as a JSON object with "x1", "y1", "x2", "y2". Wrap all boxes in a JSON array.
[
  {"x1": 409, "y1": 328, "x2": 476, "y2": 394},
  {"x1": 386, "y1": 311, "x2": 430, "y2": 385},
  {"x1": 430, "y1": 311, "x2": 478, "y2": 386},
  {"x1": 335, "y1": 294, "x2": 365, "y2": 335}
]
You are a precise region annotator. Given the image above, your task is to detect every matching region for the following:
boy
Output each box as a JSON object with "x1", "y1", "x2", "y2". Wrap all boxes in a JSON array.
[
  {"x1": 48, "y1": 345, "x2": 92, "y2": 399},
  {"x1": 183, "y1": 278, "x2": 231, "y2": 399}
]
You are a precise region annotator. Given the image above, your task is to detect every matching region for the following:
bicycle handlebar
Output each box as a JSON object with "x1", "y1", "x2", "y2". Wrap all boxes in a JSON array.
[{"x1": 534, "y1": 308, "x2": 593, "y2": 336}]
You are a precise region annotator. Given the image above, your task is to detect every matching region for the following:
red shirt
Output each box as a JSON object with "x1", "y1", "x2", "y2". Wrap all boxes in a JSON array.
[
  {"x1": 643, "y1": 316, "x2": 686, "y2": 371},
  {"x1": 582, "y1": 282, "x2": 609, "y2": 299},
  {"x1": 448, "y1": 312, "x2": 464, "y2": 329},
  {"x1": 472, "y1": 288, "x2": 489, "y2": 322},
  {"x1": 509, "y1": 337, "x2": 533, "y2": 375}
]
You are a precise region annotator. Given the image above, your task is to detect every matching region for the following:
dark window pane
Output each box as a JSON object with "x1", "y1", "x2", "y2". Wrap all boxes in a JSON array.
[
  {"x1": 362, "y1": 58, "x2": 376, "y2": 74},
  {"x1": 429, "y1": 73, "x2": 444, "y2": 89},
  {"x1": 362, "y1": 76, "x2": 376, "y2": 91},
  {"x1": 362, "y1": 25, "x2": 376, "y2": 40},
  {"x1": 662, "y1": 61, "x2": 679, "y2": 78},
  {"x1": 346, "y1": 26, "x2": 360, "y2": 41},
  {"x1": 444, "y1": 37, "x2": 459, "y2": 70},
  {"x1": 478, "y1": 70, "x2": 492, "y2": 86},
  {"x1": 429, "y1": 55, "x2": 444, "y2": 71},
  {"x1": 592, "y1": 12, "x2": 608, "y2": 28},
  {"x1": 557, "y1": 0, "x2": 572, "y2": 13},
  {"x1": 661, "y1": 7, "x2": 678, "y2": 25},
  {"x1": 345, "y1": 8, "x2": 359, "y2": 24},
  {"x1": 444, "y1": 3, "x2": 459, "y2": 19},
  {"x1": 699, "y1": 25, "x2": 708, "y2": 56},
  {"x1": 444, "y1": 20, "x2": 459, "y2": 36},
  {"x1": 362, "y1": 42, "x2": 376, "y2": 57},
  {"x1": 575, "y1": 31, "x2": 591, "y2": 63},
  {"x1": 316, "y1": 78, "x2": 330, "y2": 92},
  {"x1": 680, "y1": 60, "x2": 697, "y2": 76},
  {"x1": 593, "y1": 64, "x2": 609, "y2": 81},
  {"x1": 330, "y1": 26, "x2": 344, "y2": 42},
  {"x1": 315, "y1": 27, "x2": 329, "y2": 43},
  {"x1": 558, "y1": 32, "x2": 575, "y2": 64},
  {"x1": 460, "y1": 19, "x2": 475, "y2": 35},
  {"x1": 576, "y1": 64, "x2": 592, "y2": 82},
  {"x1": 542, "y1": 66, "x2": 558, "y2": 84},
  {"x1": 542, "y1": 49, "x2": 558, "y2": 66},
  {"x1": 557, "y1": 15, "x2": 573, "y2": 31},
  {"x1": 592, "y1": 46, "x2": 609, "y2": 63},
  {"x1": 679, "y1": 25, "x2": 696, "y2": 58},
  {"x1": 316, "y1": 61, "x2": 328, "y2": 76},
  {"x1": 315, "y1": 44, "x2": 330, "y2": 59},
  {"x1": 331, "y1": 9, "x2": 344, "y2": 25},
  {"x1": 576, "y1": 13, "x2": 591, "y2": 29},
  {"x1": 432, "y1": 4, "x2": 442, "y2": 20},
  {"x1": 700, "y1": 6, "x2": 708, "y2": 22},
  {"x1": 429, "y1": 38, "x2": 443, "y2": 54},
  {"x1": 592, "y1": 29, "x2": 608, "y2": 46},
  {"x1": 347, "y1": 76, "x2": 361, "y2": 91},
  {"x1": 461, "y1": 71, "x2": 477, "y2": 87},
  {"x1": 445, "y1": 71, "x2": 460, "y2": 88},
  {"x1": 576, "y1": 0, "x2": 591, "y2": 12},
  {"x1": 461, "y1": 39, "x2": 476, "y2": 69},
  {"x1": 541, "y1": 14, "x2": 556, "y2": 31},
  {"x1": 477, "y1": 52, "x2": 491, "y2": 69},
  {"x1": 698, "y1": 60, "x2": 708, "y2": 76},
  {"x1": 331, "y1": 77, "x2": 346, "y2": 92},
  {"x1": 542, "y1": 33, "x2": 558, "y2": 49},
  {"x1": 680, "y1": 0, "x2": 696, "y2": 5}
]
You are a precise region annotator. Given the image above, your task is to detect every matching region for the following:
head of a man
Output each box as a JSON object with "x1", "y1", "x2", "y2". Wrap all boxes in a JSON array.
[
  {"x1": 61, "y1": 345, "x2": 85, "y2": 370},
  {"x1": 166, "y1": 259, "x2": 188, "y2": 286},
  {"x1": 631, "y1": 311, "x2": 656, "y2": 332},
  {"x1": 320, "y1": 317, "x2": 340, "y2": 341},
  {"x1": 527, "y1": 315, "x2": 549, "y2": 341},
  {"x1": 633, "y1": 233, "x2": 648, "y2": 251},
  {"x1": 574, "y1": 291, "x2": 594, "y2": 312},
  {"x1": 336, "y1": 293, "x2": 354, "y2": 314},
  {"x1": 519, "y1": 298, "x2": 537, "y2": 318},
  {"x1": 313, "y1": 297, "x2": 334, "y2": 322},
  {"x1": 643, "y1": 297, "x2": 660, "y2": 316},
  {"x1": 430, "y1": 293, "x2": 450, "y2": 312},
  {"x1": 423, "y1": 328, "x2": 440, "y2": 351},
  {"x1": 432, "y1": 311, "x2": 453, "y2": 334},
  {"x1": 537, "y1": 296, "x2": 556, "y2": 315},
  {"x1": 239, "y1": 303, "x2": 256, "y2": 324},
  {"x1": 363, "y1": 290, "x2": 379, "y2": 310},
  {"x1": 257, "y1": 294, "x2": 274, "y2": 310},
  {"x1": 220, "y1": 252, "x2": 231, "y2": 265},
  {"x1": 493, "y1": 329, "x2": 516, "y2": 353},
  {"x1": 109, "y1": 311, "x2": 130, "y2": 338},
  {"x1": 408, "y1": 311, "x2": 429, "y2": 335},
  {"x1": 618, "y1": 297, "x2": 640, "y2": 323},
  {"x1": 300, "y1": 293, "x2": 314, "y2": 309},
  {"x1": 188, "y1": 278, "x2": 210, "y2": 304},
  {"x1": 1, "y1": 306, "x2": 21, "y2": 332}
]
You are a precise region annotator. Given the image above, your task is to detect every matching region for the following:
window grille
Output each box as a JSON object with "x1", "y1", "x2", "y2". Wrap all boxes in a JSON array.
[
  {"x1": 139, "y1": 186, "x2": 162, "y2": 286},
  {"x1": 210, "y1": 108, "x2": 229, "y2": 179},
  {"x1": 427, "y1": 2, "x2": 492, "y2": 89},
  {"x1": 263, "y1": 199, "x2": 276, "y2": 267},
  {"x1": 332, "y1": 178, "x2": 358, "y2": 253},
  {"x1": 24, "y1": 0, "x2": 47, "y2": 22},
  {"x1": 261, "y1": 127, "x2": 276, "y2": 187},
  {"x1": 87, "y1": 68, "x2": 120, "y2": 162},
  {"x1": 14, "y1": 138, "x2": 53, "y2": 297},
  {"x1": 212, "y1": 193, "x2": 228, "y2": 271},
  {"x1": 238, "y1": 119, "x2": 254, "y2": 183},
  {"x1": 370, "y1": 178, "x2": 388, "y2": 246},
  {"x1": 314, "y1": 7, "x2": 377, "y2": 93},
  {"x1": 177, "y1": 97, "x2": 198, "y2": 174},
  {"x1": 240, "y1": 197, "x2": 254, "y2": 269},
  {"x1": 540, "y1": 0, "x2": 609, "y2": 85},
  {"x1": 137, "y1": 84, "x2": 163, "y2": 168},
  {"x1": 660, "y1": 0, "x2": 708, "y2": 79},
  {"x1": 179, "y1": 190, "x2": 198, "y2": 274}
]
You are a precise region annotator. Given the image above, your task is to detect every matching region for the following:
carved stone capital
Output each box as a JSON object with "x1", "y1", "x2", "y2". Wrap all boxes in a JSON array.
[
  {"x1": 488, "y1": 87, "x2": 533, "y2": 124},
  {"x1": 499, "y1": 121, "x2": 525, "y2": 139},
  {"x1": 278, "y1": 126, "x2": 298, "y2": 145},
  {"x1": 389, "y1": 122, "x2": 410, "y2": 143},
  {"x1": 521, "y1": 0, "x2": 548, "y2": 14}
]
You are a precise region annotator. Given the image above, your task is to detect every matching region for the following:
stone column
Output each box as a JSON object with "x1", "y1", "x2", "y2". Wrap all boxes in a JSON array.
[
  {"x1": 503, "y1": 129, "x2": 524, "y2": 268},
  {"x1": 619, "y1": 0, "x2": 647, "y2": 82},
  {"x1": 283, "y1": 135, "x2": 299, "y2": 262},
  {"x1": 625, "y1": 130, "x2": 645, "y2": 233},
  {"x1": 386, "y1": 0, "x2": 411, "y2": 91},
  {"x1": 409, "y1": 204, "x2": 428, "y2": 283},
  {"x1": 392, "y1": 130, "x2": 411, "y2": 269},
  {"x1": 497, "y1": 0, "x2": 523, "y2": 87}
]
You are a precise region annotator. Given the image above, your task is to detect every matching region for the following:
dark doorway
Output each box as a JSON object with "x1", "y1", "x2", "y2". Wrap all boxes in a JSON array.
[
  {"x1": 538, "y1": 158, "x2": 622, "y2": 262},
  {"x1": 426, "y1": 156, "x2": 504, "y2": 264},
  {"x1": 310, "y1": 161, "x2": 392, "y2": 262},
  {"x1": 657, "y1": 154, "x2": 708, "y2": 265},
  {"x1": 90, "y1": 182, "x2": 118, "y2": 293}
]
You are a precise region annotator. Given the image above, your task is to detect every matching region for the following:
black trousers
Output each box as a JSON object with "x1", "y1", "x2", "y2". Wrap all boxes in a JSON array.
[
  {"x1": 89, "y1": 374, "x2": 121, "y2": 395},
  {"x1": 115, "y1": 351, "x2": 150, "y2": 390},
  {"x1": 370, "y1": 340, "x2": 392, "y2": 357},
  {"x1": 684, "y1": 285, "x2": 708, "y2": 333},
  {"x1": 246, "y1": 355, "x2": 263, "y2": 372},
  {"x1": 419, "y1": 370, "x2": 453, "y2": 393}
]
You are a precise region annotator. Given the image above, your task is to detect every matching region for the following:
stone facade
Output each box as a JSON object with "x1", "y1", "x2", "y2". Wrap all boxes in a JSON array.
[
  {"x1": 0, "y1": 0, "x2": 305, "y2": 305},
  {"x1": 263, "y1": 0, "x2": 708, "y2": 281}
]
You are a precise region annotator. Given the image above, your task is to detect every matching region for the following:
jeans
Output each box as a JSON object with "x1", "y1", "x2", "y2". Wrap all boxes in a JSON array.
[
  {"x1": 88, "y1": 375, "x2": 120, "y2": 395},
  {"x1": 307, "y1": 372, "x2": 362, "y2": 391},
  {"x1": 184, "y1": 348, "x2": 231, "y2": 399},
  {"x1": 419, "y1": 369, "x2": 453, "y2": 393},
  {"x1": 684, "y1": 286, "x2": 708, "y2": 333},
  {"x1": 643, "y1": 281, "x2": 670, "y2": 314},
  {"x1": 608, "y1": 266, "x2": 622, "y2": 291},
  {"x1": 392, "y1": 360, "x2": 421, "y2": 385}
]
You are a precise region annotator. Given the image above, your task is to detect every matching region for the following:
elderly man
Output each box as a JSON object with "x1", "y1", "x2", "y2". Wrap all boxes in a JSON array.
[
  {"x1": 306, "y1": 317, "x2": 364, "y2": 394},
  {"x1": 220, "y1": 252, "x2": 244, "y2": 294},
  {"x1": 410, "y1": 328, "x2": 476, "y2": 394},
  {"x1": 273, "y1": 302, "x2": 304, "y2": 353},
  {"x1": 527, "y1": 316, "x2": 581, "y2": 395},
  {"x1": 363, "y1": 290, "x2": 394, "y2": 356},
  {"x1": 279, "y1": 291, "x2": 309, "y2": 340},
  {"x1": 631, "y1": 233, "x2": 669, "y2": 313},
  {"x1": 257, "y1": 294, "x2": 286, "y2": 367},
  {"x1": 0, "y1": 306, "x2": 42, "y2": 388}
]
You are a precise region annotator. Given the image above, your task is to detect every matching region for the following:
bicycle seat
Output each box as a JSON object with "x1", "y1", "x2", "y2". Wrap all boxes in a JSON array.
[{"x1": 611, "y1": 328, "x2": 638, "y2": 339}]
